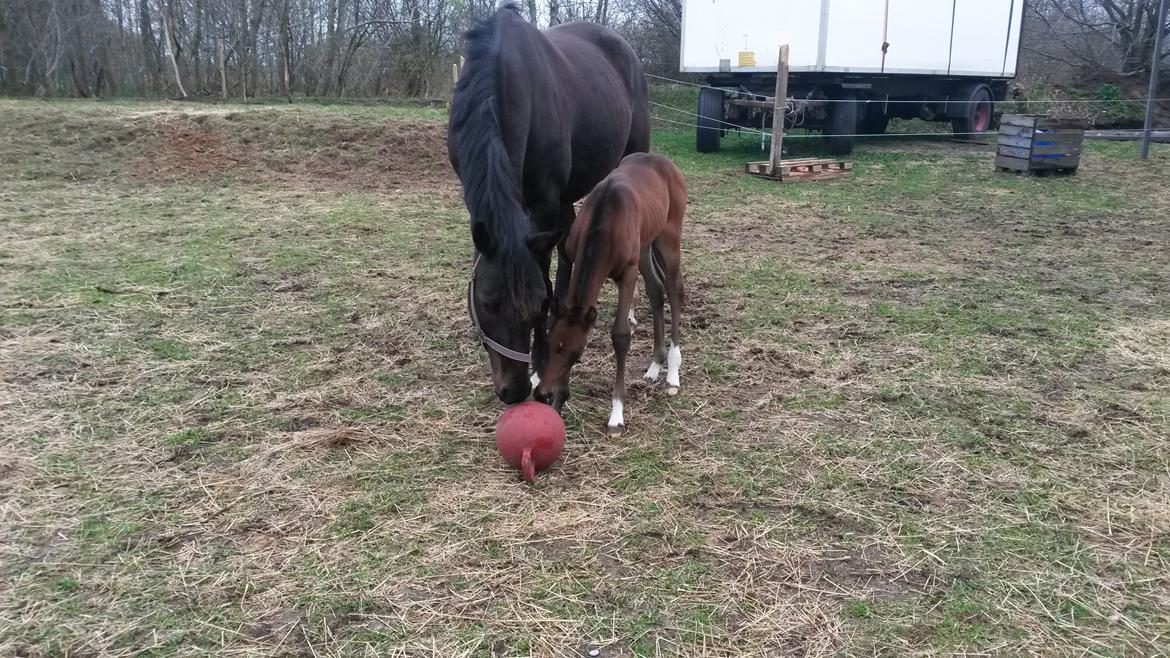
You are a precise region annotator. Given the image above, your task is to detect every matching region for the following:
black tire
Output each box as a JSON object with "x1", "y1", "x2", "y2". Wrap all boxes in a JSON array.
[
  {"x1": 696, "y1": 87, "x2": 724, "y2": 153},
  {"x1": 825, "y1": 92, "x2": 858, "y2": 155},
  {"x1": 859, "y1": 109, "x2": 890, "y2": 136},
  {"x1": 952, "y1": 85, "x2": 993, "y2": 136}
]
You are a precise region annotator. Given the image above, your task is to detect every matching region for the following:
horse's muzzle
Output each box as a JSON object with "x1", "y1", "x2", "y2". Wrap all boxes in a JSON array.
[
  {"x1": 533, "y1": 388, "x2": 554, "y2": 406},
  {"x1": 497, "y1": 381, "x2": 532, "y2": 405}
]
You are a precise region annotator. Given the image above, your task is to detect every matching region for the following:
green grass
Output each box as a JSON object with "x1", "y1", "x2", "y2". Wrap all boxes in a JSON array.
[{"x1": 1, "y1": 96, "x2": 1169, "y2": 656}]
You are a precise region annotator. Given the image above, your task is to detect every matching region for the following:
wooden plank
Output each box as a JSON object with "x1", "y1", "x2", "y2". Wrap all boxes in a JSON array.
[
  {"x1": 1002, "y1": 114, "x2": 1038, "y2": 128},
  {"x1": 1034, "y1": 127, "x2": 1086, "y2": 138},
  {"x1": 998, "y1": 134, "x2": 1034, "y2": 149},
  {"x1": 1032, "y1": 143, "x2": 1083, "y2": 156},
  {"x1": 998, "y1": 145, "x2": 1032, "y2": 159},
  {"x1": 996, "y1": 123, "x2": 1034, "y2": 137},
  {"x1": 779, "y1": 157, "x2": 829, "y2": 165},
  {"x1": 1030, "y1": 155, "x2": 1081, "y2": 168},
  {"x1": 996, "y1": 154, "x2": 1031, "y2": 171},
  {"x1": 1034, "y1": 140, "x2": 1085, "y2": 150}
]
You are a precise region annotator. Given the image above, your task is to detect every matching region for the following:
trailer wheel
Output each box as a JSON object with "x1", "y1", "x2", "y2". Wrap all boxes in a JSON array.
[
  {"x1": 696, "y1": 88, "x2": 725, "y2": 153},
  {"x1": 952, "y1": 85, "x2": 993, "y2": 137},
  {"x1": 825, "y1": 92, "x2": 858, "y2": 155}
]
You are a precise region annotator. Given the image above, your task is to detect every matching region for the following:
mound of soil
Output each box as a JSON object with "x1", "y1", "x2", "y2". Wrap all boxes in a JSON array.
[
  {"x1": 135, "y1": 121, "x2": 246, "y2": 181},
  {"x1": 133, "y1": 113, "x2": 456, "y2": 191}
]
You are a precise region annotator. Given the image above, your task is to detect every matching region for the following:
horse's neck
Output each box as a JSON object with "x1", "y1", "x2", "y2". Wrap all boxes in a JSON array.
[{"x1": 568, "y1": 253, "x2": 609, "y2": 313}]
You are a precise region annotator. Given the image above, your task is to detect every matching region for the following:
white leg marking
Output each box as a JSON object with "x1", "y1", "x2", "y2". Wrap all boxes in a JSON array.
[
  {"x1": 530, "y1": 371, "x2": 541, "y2": 389},
  {"x1": 666, "y1": 343, "x2": 682, "y2": 395},
  {"x1": 644, "y1": 360, "x2": 662, "y2": 381},
  {"x1": 607, "y1": 397, "x2": 625, "y2": 431},
  {"x1": 628, "y1": 308, "x2": 638, "y2": 327}
]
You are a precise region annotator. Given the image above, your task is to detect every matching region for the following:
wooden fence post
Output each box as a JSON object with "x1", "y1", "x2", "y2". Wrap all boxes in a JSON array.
[{"x1": 769, "y1": 44, "x2": 790, "y2": 175}]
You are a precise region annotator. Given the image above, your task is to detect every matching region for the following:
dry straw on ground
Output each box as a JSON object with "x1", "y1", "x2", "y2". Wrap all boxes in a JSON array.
[{"x1": 1, "y1": 99, "x2": 1168, "y2": 656}]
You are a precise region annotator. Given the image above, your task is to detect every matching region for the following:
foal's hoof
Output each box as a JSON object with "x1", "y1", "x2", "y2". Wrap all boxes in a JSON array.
[
  {"x1": 643, "y1": 362, "x2": 662, "y2": 382},
  {"x1": 666, "y1": 386, "x2": 680, "y2": 397},
  {"x1": 607, "y1": 423, "x2": 624, "y2": 437}
]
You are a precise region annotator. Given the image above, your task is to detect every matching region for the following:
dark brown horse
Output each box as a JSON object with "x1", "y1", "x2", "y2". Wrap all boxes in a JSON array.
[
  {"x1": 448, "y1": 5, "x2": 650, "y2": 405},
  {"x1": 535, "y1": 152, "x2": 686, "y2": 436}
]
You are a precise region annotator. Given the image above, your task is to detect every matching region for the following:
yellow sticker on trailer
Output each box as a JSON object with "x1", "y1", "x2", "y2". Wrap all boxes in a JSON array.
[{"x1": 737, "y1": 51, "x2": 756, "y2": 67}]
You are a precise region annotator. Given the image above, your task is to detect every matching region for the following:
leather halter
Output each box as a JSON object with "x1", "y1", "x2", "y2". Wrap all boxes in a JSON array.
[{"x1": 467, "y1": 255, "x2": 532, "y2": 364}]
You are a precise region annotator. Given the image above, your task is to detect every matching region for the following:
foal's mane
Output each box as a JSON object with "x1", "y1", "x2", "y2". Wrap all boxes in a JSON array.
[
  {"x1": 573, "y1": 180, "x2": 620, "y2": 308},
  {"x1": 451, "y1": 4, "x2": 544, "y2": 316}
]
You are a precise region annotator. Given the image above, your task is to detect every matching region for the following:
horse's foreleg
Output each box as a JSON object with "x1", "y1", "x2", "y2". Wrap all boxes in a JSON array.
[{"x1": 609, "y1": 267, "x2": 638, "y2": 436}]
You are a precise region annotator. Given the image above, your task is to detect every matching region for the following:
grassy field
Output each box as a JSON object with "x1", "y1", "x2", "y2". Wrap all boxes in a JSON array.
[{"x1": 1, "y1": 95, "x2": 1168, "y2": 657}]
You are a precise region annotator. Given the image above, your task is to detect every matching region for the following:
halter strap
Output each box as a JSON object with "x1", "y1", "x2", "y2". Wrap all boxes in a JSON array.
[{"x1": 467, "y1": 255, "x2": 533, "y2": 364}]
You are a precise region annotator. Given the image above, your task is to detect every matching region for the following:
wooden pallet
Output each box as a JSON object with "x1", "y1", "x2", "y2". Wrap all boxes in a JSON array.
[
  {"x1": 746, "y1": 157, "x2": 853, "y2": 182},
  {"x1": 996, "y1": 163, "x2": 1079, "y2": 177}
]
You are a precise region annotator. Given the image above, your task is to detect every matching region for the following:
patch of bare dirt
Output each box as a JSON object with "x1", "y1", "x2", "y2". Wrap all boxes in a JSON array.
[
  {"x1": 132, "y1": 120, "x2": 245, "y2": 181},
  {"x1": 133, "y1": 115, "x2": 456, "y2": 191},
  {"x1": 259, "y1": 118, "x2": 456, "y2": 190}
]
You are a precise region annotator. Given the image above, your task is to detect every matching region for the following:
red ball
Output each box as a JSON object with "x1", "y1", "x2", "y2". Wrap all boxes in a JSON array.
[{"x1": 495, "y1": 401, "x2": 566, "y2": 483}]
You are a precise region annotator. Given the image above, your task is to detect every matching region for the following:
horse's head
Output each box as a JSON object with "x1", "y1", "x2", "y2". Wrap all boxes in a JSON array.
[
  {"x1": 469, "y1": 223, "x2": 553, "y2": 405},
  {"x1": 535, "y1": 297, "x2": 596, "y2": 410}
]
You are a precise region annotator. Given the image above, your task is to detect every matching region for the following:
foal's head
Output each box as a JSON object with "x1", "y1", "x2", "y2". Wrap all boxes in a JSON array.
[{"x1": 535, "y1": 298, "x2": 596, "y2": 409}]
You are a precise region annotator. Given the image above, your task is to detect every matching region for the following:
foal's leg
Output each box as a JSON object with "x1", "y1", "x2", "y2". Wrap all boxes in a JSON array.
[
  {"x1": 655, "y1": 242, "x2": 685, "y2": 396},
  {"x1": 533, "y1": 203, "x2": 576, "y2": 393},
  {"x1": 531, "y1": 251, "x2": 553, "y2": 391},
  {"x1": 638, "y1": 248, "x2": 667, "y2": 382},
  {"x1": 609, "y1": 266, "x2": 638, "y2": 436}
]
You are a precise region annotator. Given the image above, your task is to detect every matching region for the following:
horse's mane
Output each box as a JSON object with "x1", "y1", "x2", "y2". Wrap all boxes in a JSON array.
[
  {"x1": 451, "y1": 4, "x2": 544, "y2": 316},
  {"x1": 572, "y1": 180, "x2": 620, "y2": 309}
]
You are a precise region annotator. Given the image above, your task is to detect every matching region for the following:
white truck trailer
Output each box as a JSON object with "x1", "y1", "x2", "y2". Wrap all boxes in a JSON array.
[{"x1": 681, "y1": 0, "x2": 1026, "y2": 153}]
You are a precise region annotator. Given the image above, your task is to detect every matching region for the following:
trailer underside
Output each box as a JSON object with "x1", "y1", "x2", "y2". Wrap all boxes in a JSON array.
[{"x1": 695, "y1": 73, "x2": 1011, "y2": 155}]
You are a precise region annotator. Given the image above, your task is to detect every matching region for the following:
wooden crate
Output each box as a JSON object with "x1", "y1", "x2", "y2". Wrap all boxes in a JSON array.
[
  {"x1": 996, "y1": 114, "x2": 1086, "y2": 176},
  {"x1": 746, "y1": 157, "x2": 853, "y2": 182}
]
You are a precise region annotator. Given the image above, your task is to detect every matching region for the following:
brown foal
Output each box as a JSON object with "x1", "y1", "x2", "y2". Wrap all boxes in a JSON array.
[{"x1": 534, "y1": 152, "x2": 686, "y2": 436}]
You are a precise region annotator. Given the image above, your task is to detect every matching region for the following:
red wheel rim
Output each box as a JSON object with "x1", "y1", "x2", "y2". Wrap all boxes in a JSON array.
[{"x1": 974, "y1": 101, "x2": 991, "y2": 133}]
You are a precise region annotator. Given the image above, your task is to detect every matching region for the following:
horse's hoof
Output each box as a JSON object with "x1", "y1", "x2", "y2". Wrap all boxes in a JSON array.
[
  {"x1": 607, "y1": 424, "x2": 624, "y2": 437},
  {"x1": 666, "y1": 386, "x2": 680, "y2": 397},
  {"x1": 643, "y1": 362, "x2": 662, "y2": 381}
]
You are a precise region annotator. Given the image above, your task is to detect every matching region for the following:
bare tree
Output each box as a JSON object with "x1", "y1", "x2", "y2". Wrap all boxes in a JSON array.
[
  {"x1": 159, "y1": 0, "x2": 188, "y2": 96},
  {"x1": 1026, "y1": 0, "x2": 1170, "y2": 78},
  {"x1": 279, "y1": 0, "x2": 291, "y2": 101},
  {"x1": 138, "y1": 0, "x2": 161, "y2": 92},
  {"x1": 0, "y1": 0, "x2": 810, "y2": 100}
]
